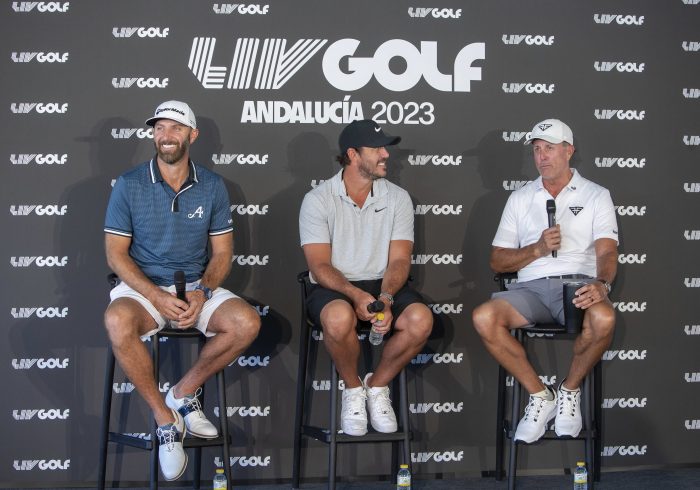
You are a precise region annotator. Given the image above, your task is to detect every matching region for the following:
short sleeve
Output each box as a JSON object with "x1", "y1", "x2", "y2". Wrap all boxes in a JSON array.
[
  {"x1": 104, "y1": 176, "x2": 133, "y2": 237},
  {"x1": 299, "y1": 192, "x2": 331, "y2": 246},
  {"x1": 209, "y1": 177, "x2": 233, "y2": 236},
  {"x1": 492, "y1": 192, "x2": 520, "y2": 248}
]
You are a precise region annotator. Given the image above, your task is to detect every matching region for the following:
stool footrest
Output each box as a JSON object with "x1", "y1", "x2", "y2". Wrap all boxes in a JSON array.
[
  {"x1": 108, "y1": 432, "x2": 152, "y2": 450},
  {"x1": 302, "y1": 424, "x2": 411, "y2": 444}
]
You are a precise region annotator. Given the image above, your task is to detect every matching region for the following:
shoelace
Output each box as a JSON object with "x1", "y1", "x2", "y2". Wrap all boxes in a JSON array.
[
  {"x1": 156, "y1": 425, "x2": 177, "y2": 448},
  {"x1": 182, "y1": 387, "x2": 205, "y2": 417},
  {"x1": 523, "y1": 395, "x2": 549, "y2": 422},
  {"x1": 559, "y1": 390, "x2": 579, "y2": 416},
  {"x1": 343, "y1": 390, "x2": 367, "y2": 416},
  {"x1": 369, "y1": 388, "x2": 392, "y2": 414}
]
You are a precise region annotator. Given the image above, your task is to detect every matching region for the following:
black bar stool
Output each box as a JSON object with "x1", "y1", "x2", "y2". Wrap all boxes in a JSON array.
[
  {"x1": 98, "y1": 279, "x2": 233, "y2": 489},
  {"x1": 493, "y1": 273, "x2": 602, "y2": 489},
  {"x1": 292, "y1": 271, "x2": 412, "y2": 489}
]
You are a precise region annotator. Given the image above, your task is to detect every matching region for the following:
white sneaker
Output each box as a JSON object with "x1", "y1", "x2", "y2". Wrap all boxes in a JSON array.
[
  {"x1": 513, "y1": 388, "x2": 557, "y2": 444},
  {"x1": 364, "y1": 373, "x2": 398, "y2": 433},
  {"x1": 555, "y1": 381, "x2": 582, "y2": 437},
  {"x1": 156, "y1": 409, "x2": 187, "y2": 481},
  {"x1": 341, "y1": 382, "x2": 368, "y2": 436},
  {"x1": 166, "y1": 387, "x2": 218, "y2": 439}
]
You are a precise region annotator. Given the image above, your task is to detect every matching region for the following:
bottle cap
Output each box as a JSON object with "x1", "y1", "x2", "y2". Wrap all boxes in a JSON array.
[
  {"x1": 216, "y1": 468, "x2": 225, "y2": 473},
  {"x1": 400, "y1": 464, "x2": 409, "y2": 468},
  {"x1": 576, "y1": 461, "x2": 585, "y2": 466}
]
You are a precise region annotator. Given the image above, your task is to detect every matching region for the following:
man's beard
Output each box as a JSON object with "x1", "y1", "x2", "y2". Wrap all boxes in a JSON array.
[
  {"x1": 156, "y1": 139, "x2": 189, "y2": 164},
  {"x1": 358, "y1": 159, "x2": 386, "y2": 180}
]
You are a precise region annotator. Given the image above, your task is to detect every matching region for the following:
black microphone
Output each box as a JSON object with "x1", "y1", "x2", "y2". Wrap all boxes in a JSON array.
[
  {"x1": 546, "y1": 199, "x2": 557, "y2": 258},
  {"x1": 367, "y1": 300, "x2": 385, "y2": 314},
  {"x1": 174, "y1": 270, "x2": 187, "y2": 303}
]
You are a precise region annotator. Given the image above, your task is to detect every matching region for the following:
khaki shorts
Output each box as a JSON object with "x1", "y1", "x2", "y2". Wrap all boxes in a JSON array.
[
  {"x1": 109, "y1": 280, "x2": 238, "y2": 340},
  {"x1": 492, "y1": 276, "x2": 595, "y2": 326}
]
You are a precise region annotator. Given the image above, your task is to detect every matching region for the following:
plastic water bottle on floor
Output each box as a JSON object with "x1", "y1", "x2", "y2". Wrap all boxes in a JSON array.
[
  {"x1": 573, "y1": 461, "x2": 587, "y2": 489},
  {"x1": 396, "y1": 463, "x2": 411, "y2": 489},
  {"x1": 213, "y1": 468, "x2": 227, "y2": 489}
]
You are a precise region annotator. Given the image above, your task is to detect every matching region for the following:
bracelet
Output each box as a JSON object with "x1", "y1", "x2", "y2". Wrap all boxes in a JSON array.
[{"x1": 379, "y1": 292, "x2": 394, "y2": 306}]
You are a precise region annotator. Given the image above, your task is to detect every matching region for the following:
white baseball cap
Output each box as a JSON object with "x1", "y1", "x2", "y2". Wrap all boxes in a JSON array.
[
  {"x1": 524, "y1": 118, "x2": 573, "y2": 145},
  {"x1": 145, "y1": 100, "x2": 196, "y2": 129}
]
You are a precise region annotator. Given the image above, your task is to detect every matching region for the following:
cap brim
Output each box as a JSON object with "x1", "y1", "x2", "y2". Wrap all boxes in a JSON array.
[{"x1": 524, "y1": 134, "x2": 565, "y2": 145}]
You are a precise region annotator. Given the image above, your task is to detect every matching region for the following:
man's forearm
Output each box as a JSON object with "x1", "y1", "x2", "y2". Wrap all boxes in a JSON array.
[
  {"x1": 311, "y1": 263, "x2": 363, "y2": 301},
  {"x1": 199, "y1": 251, "x2": 232, "y2": 290},
  {"x1": 490, "y1": 244, "x2": 541, "y2": 273},
  {"x1": 380, "y1": 258, "x2": 410, "y2": 296},
  {"x1": 107, "y1": 251, "x2": 161, "y2": 302}
]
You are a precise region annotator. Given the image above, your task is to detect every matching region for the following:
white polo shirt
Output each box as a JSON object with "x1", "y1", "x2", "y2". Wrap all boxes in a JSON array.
[
  {"x1": 492, "y1": 169, "x2": 619, "y2": 282},
  {"x1": 299, "y1": 169, "x2": 414, "y2": 282}
]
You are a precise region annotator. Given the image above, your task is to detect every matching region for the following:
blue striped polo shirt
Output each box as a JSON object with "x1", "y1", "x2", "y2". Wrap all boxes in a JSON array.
[{"x1": 104, "y1": 158, "x2": 233, "y2": 286}]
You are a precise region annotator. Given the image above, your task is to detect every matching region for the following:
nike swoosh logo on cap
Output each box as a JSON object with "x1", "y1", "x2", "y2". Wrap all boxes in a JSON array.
[{"x1": 374, "y1": 127, "x2": 381, "y2": 132}]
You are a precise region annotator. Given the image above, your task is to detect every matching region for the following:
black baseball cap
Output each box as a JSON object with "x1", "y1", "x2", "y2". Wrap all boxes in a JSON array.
[{"x1": 338, "y1": 120, "x2": 401, "y2": 156}]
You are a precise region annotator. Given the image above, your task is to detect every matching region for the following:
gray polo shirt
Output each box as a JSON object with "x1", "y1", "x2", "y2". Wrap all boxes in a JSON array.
[{"x1": 299, "y1": 169, "x2": 414, "y2": 282}]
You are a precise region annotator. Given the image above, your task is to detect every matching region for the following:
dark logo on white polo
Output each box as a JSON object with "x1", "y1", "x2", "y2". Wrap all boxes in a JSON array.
[{"x1": 569, "y1": 206, "x2": 583, "y2": 216}]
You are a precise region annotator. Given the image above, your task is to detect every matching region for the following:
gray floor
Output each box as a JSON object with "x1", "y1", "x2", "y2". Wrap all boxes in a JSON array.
[{"x1": 14, "y1": 467, "x2": 699, "y2": 489}]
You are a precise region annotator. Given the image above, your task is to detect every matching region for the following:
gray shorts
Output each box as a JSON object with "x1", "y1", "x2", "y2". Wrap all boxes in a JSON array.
[
  {"x1": 110, "y1": 280, "x2": 238, "y2": 340},
  {"x1": 492, "y1": 276, "x2": 594, "y2": 326}
]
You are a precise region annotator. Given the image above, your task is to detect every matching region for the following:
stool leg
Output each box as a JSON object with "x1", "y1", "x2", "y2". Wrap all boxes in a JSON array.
[
  {"x1": 217, "y1": 369, "x2": 232, "y2": 486},
  {"x1": 594, "y1": 362, "x2": 602, "y2": 482},
  {"x1": 98, "y1": 345, "x2": 116, "y2": 490},
  {"x1": 399, "y1": 367, "x2": 411, "y2": 469},
  {"x1": 508, "y1": 330, "x2": 524, "y2": 490},
  {"x1": 583, "y1": 374, "x2": 594, "y2": 490},
  {"x1": 193, "y1": 336, "x2": 206, "y2": 490},
  {"x1": 328, "y1": 363, "x2": 338, "y2": 490},
  {"x1": 151, "y1": 336, "x2": 160, "y2": 490},
  {"x1": 292, "y1": 322, "x2": 311, "y2": 489},
  {"x1": 495, "y1": 364, "x2": 506, "y2": 480}
]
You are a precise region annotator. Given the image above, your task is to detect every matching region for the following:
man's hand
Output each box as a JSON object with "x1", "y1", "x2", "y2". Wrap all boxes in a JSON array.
[
  {"x1": 370, "y1": 307, "x2": 394, "y2": 335},
  {"x1": 536, "y1": 224, "x2": 561, "y2": 257},
  {"x1": 150, "y1": 289, "x2": 190, "y2": 324},
  {"x1": 173, "y1": 290, "x2": 206, "y2": 328},
  {"x1": 572, "y1": 281, "x2": 609, "y2": 310},
  {"x1": 352, "y1": 290, "x2": 379, "y2": 322}
]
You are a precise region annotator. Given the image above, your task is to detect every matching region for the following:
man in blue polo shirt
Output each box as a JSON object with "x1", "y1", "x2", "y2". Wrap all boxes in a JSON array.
[{"x1": 104, "y1": 100, "x2": 260, "y2": 481}]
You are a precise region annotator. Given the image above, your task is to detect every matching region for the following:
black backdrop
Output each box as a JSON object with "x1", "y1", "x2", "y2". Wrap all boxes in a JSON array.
[{"x1": 2, "y1": 0, "x2": 699, "y2": 486}]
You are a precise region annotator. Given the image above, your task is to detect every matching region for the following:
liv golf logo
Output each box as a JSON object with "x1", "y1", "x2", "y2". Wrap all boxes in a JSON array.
[{"x1": 188, "y1": 37, "x2": 485, "y2": 91}]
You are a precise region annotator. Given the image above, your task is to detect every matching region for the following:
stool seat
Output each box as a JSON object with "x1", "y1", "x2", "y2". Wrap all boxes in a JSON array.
[
  {"x1": 98, "y1": 327, "x2": 232, "y2": 489},
  {"x1": 292, "y1": 271, "x2": 412, "y2": 490},
  {"x1": 493, "y1": 273, "x2": 602, "y2": 490}
]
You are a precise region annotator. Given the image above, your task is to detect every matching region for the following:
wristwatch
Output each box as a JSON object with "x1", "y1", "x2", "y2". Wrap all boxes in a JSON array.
[
  {"x1": 379, "y1": 291, "x2": 395, "y2": 306},
  {"x1": 194, "y1": 284, "x2": 213, "y2": 301},
  {"x1": 597, "y1": 279, "x2": 612, "y2": 295}
]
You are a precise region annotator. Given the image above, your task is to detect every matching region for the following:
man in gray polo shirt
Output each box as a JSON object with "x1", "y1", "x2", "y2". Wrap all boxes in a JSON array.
[
  {"x1": 472, "y1": 118, "x2": 618, "y2": 444},
  {"x1": 299, "y1": 120, "x2": 433, "y2": 436},
  {"x1": 104, "y1": 100, "x2": 261, "y2": 480}
]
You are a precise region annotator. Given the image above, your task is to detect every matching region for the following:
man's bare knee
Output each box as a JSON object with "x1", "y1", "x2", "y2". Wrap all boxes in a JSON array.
[
  {"x1": 396, "y1": 303, "x2": 433, "y2": 342},
  {"x1": 104, "y1": 301, "x2": 145, "y2": 346},
  {"x1": 320, "y1": 301, "x2": 356, "y2": 342}
]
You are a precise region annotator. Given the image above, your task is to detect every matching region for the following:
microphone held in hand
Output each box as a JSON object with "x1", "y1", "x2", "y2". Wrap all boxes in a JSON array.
[
  {"x1": 546, "y1": 199, "x2": 557, "y2": 258},
  {"x1": 174, "y1": 270, "x2": 187, "y2": 303},
  {"x1": 367, "y1": 300, "x2": 385, "y2": 314}
]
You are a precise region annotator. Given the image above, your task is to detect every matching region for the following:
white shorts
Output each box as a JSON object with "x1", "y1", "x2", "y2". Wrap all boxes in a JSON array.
[{"x1": 109, "y1": 280, "x2": 238, "y2": 340}]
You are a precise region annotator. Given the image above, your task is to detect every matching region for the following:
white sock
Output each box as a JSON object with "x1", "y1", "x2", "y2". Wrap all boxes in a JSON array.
[{"x1": 533, "y1": 386, "x2": 554, "y2": 401}]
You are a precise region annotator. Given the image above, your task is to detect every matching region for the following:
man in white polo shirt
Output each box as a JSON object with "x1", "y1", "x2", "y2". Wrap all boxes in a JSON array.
[
  {"x1": 299, "y1": 120, "x2": 433, "y2": 436},
  {"x1": 472, "y1": 118, "x2": 618, "y2": 443}
]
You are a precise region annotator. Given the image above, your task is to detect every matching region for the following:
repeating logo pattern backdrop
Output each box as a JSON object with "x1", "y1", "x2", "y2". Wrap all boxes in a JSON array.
[{"x1": 1, "y1": 0, "x2": 698, "y2": 485}]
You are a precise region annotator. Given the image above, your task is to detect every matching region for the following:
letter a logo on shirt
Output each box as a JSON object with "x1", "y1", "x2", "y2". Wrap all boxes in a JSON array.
[{"x1": 188, "y1": 206, "x2": 205, "y2": 219}]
